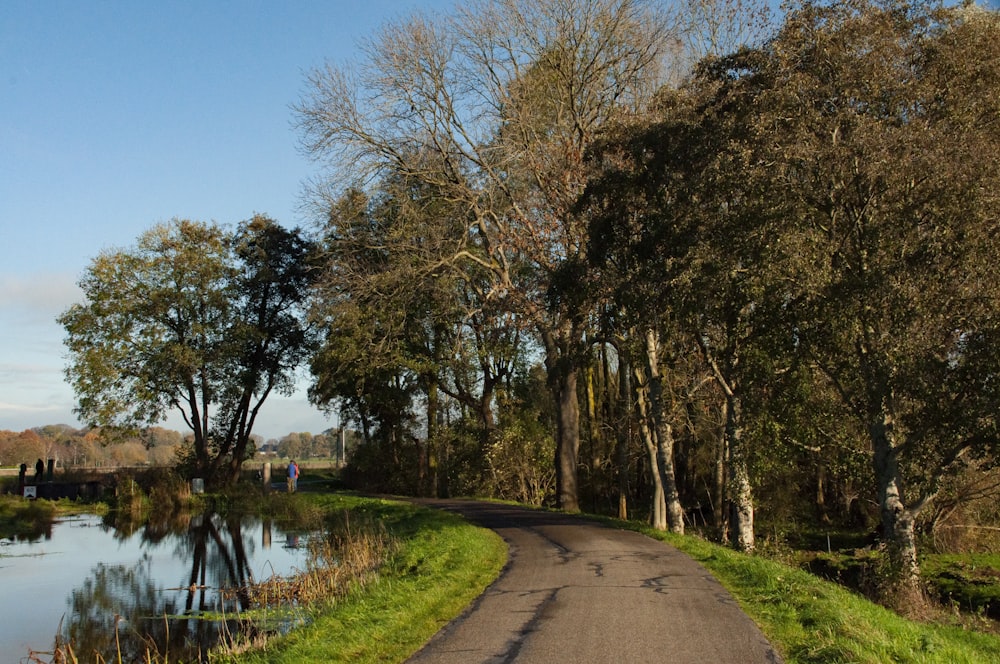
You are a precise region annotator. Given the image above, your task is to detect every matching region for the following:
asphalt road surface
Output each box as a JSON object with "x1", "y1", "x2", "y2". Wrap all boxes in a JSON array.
[{"x1": 406, "y1": 500, "x2": 783, "y2": 664}]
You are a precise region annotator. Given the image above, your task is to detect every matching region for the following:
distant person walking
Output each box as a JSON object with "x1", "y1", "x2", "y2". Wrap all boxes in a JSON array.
[
  {"x1": 34, "y1": 458, "x2": 44, "y2": 483},
  {"x1": 287, "y1": 459, "x2": 299, "y2": 493}
]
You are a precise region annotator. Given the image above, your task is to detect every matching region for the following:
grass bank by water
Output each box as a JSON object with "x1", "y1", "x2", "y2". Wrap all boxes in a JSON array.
[
  {"x1": 0, "y1": 494, "x2": 105, "y2": 541},
  {"x1": 227, "y1": 494, "x2": 506, "y2": 664}
]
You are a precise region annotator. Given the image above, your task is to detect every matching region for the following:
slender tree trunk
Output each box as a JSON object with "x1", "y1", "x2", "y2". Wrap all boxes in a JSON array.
[
  {"x1": 725, "y1": 392, "x2": 755, "y2": 552},
  {"x1": 586, "y1": 363, "x2": 599, "y2": 472},
  {"x1": 715, "y1": 422, "x2": 727, "y2": 530},
  {"x1": 644, "y1": 329, "x2": 685, "y2": 534},
  {"x1": 440, "y1": 405, "x2": 452, "y2": 498},
  {"x1": 633, "y1": 364, "x2": 666, "y2": 530},
  {"x1": 699, "y1": 334, "x2": 753, "y2": 551},
  {"x1": 424, "y1": 377, "x2": 438, "y2": 498},
  {"x1": 817, "y1": 462, "x2": 831, "y2": 525},
  {"x1": 616, "y1": 348, "x2": 631, "y2": 520}
]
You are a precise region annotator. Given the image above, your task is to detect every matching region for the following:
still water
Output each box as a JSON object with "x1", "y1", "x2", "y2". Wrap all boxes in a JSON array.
[{"x1": 0, "y1": 511, "x2": 311, "y2": 663}]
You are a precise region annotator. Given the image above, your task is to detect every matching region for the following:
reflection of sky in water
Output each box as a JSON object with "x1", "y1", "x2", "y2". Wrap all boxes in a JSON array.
[{"x1": 0, "y1": 513, "x2": 310, "y2": 662}]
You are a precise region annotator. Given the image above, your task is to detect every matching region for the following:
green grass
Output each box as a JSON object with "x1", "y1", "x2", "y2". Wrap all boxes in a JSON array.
[
  {"x1": 922, "y1": 553, "x2": 1000, "y2": 619},
  {"x1": 227, "y1": 494, "x2": 506, "y2": 664},
  {"x1": 633, "y1": 526, "x2": 1000, "y2": 664}
]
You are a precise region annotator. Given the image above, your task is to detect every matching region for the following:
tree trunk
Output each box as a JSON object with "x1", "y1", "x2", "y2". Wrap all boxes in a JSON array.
[
  {"x1": 545, "y1": 323, "x2": 583, "y2": 513},
  {"x1": 817, "y1": 462, "x2": 831, "y2": 525},
  {"x1": 586, "y1": 363, "x2": 599, "y2": 474},
  {"x1": 715, "y1": 423, "x2": 727, "y2": 530},
  {"x1": 633, "y1": 364, "x2": 666, "y2": 530},
  {"x1": 644, "y1": 329, "x2": 685, "y2": 534},
  {"x1": 439, "y1": 406, "x2": 452, "y2": 499},
  {"x1": 616, "y1": 348, "x2": 631, "y2": 520},
  {"x1": 655, "y1": 423, "x2": 685, "y2": 534},
  {"x1": 423, "y1": 377, "x2": 438, "y2": 498},
  {"x1": 554, "y1": 365, "x2": 581, "y2": 512},
  {"x1": 699, "y1": 333, "x2": 753, "y2": 551},
  {"x1": 890, "y1": 507, "x2": 921, "y2": 593},
  {"x1": 225, "y1": 446, "x2": 244, "y2": 487},
  {"x1": 725, "y1": 393, "x2": 755, "y2": 552},
  {"x1": 871, "y1": 409, "x2": 922, "y2": 591}
]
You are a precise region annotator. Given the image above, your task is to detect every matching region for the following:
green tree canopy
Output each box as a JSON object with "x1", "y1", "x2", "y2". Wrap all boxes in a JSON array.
[
  {"x1": 583, "y1": 0, "x2": 1000, "y2": 584},
  {"x1": 59, "y1": 216, "x2": 315, "y2": 486}
]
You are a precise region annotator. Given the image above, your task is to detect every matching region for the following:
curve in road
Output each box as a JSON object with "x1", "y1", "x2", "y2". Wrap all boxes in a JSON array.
[{"x1": 406, "y1": 500, "x2": 783, "y2": 664}]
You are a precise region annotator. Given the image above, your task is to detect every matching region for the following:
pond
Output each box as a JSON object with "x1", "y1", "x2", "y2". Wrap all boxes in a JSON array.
[{"x1": 0, "y1": 511, "x2": 312, "y2": 663}]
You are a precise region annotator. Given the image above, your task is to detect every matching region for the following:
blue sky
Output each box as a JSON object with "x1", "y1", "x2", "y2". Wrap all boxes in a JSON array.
[{"x1": 1, "y1": 0, "x2": 452, "y2": 439}]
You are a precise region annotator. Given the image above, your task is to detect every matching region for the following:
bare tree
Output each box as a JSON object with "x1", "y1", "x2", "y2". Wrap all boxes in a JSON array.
[
  {"x1": 677, "y1": 0, "x2": 773, "y2": 68},
  {"x1": 297, "y1": 0, "x2": 678, "y2": 510}
]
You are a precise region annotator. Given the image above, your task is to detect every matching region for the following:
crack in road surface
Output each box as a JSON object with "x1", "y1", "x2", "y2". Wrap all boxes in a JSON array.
[{"x1": 498, "y1": 587, "x2": 561, "y2": 663}]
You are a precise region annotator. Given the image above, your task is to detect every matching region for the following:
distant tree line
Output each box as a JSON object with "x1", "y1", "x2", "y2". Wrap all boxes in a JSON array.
[
  {"x1": 0, "y1": 426, "x2": 184, "y2": 470},
  {"x1": 0, "y1": 425, "x2": 353, "y2": 471}
]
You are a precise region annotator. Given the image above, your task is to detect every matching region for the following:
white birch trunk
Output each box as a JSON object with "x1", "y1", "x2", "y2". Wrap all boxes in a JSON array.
[
  {"x1": 699, "y1": 335, "x2": 754, "y2": 552},
  {"x1": 871, "y1": 408, "x2": 921, "y2": 590},
  {"x1": 633, "y1": 364, "x2": 667, "y2": 531},
  {"x1": 645, "y1": 329, "x2": 685, "y2": 534},
  {"x1": 725, "y1": 394, "x2": 755, "y2": 552}
]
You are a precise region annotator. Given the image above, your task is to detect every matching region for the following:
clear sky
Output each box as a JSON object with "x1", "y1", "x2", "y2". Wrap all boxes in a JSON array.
[{"x1": 0, "y1": 0, "x2": 453, "y2": 440}]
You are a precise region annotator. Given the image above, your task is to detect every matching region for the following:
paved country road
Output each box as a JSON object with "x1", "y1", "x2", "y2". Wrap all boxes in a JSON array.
[{"x1": 406, "y1": 500, "x2": 783, "y2": 664}]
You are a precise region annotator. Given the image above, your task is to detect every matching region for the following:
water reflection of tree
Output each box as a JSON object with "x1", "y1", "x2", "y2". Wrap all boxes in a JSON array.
[
  {"x1": 61, "y1": 513, "x2": 261, "y2": 662},
  {"x1": 182, "y1": 513, "x2": 256, "y2": 614},
  {"x1": 64, "y1": 555, "x2": 178, "y2": 661}
]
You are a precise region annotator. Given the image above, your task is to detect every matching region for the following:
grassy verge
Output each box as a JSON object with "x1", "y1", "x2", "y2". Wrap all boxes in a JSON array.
[
  {"x1": 227, "y1": 494, "x2": 507, "y2": 664},
  {"x1": 625, "y1": 523, "x2": 1000, "y2": 664}
]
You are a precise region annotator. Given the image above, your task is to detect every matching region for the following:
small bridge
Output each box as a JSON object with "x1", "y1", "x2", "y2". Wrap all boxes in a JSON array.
[{"x1": 9, "y1": 459, "x2": 108, "y2": 500}]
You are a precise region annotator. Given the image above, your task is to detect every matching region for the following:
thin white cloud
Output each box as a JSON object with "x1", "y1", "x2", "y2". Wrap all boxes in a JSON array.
[
  {"x1": 0, "y1": 401, "x2": 63, "y2": 413},
  {"x1": 0, "y1": 272, "x2": 82, "y2": 318},
  {"x1": 0, "y1": 361, "x2": 65, "y2": 388}
]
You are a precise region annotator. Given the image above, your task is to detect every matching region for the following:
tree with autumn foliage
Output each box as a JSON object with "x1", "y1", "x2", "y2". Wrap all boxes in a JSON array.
[{"x1": 752, "y1": 0, "x2": 1000, "y2": 593}]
